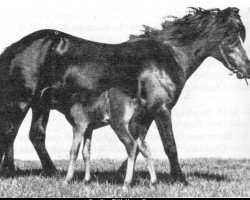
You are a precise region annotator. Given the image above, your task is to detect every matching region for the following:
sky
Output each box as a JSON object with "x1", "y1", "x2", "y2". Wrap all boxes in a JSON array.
[{"x1": 0, "y1": 0, "x2": 249, "y2": 161}]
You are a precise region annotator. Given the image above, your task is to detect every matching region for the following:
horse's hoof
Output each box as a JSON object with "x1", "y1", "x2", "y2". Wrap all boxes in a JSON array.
[
  {"x1": 171, "y1": 173, "x2": 188, "y2": 185},
  {"x1": 0, "y1": 167, "x2": 16, "y2": 178},
  {"x1": 42, "y1": 167, "x2": 59, "y2": 177}
]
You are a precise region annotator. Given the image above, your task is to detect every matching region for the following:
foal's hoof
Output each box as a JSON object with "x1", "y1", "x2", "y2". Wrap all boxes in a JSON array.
[
  {"x1": 62, "y1": 180, "x2": 70, "y2": 186},
  {"x1": 149, "y1": 181, "x2": 158, "y2": 190},
  {"x1": 122, "y1": 182, "x2": 130, "y2": 192},
  {"x1": 83, "y1": 179, "x2": 91, "y2": 185},
  {"x1": 122, "y1": 186, "x2": 129, "y2": 193}
]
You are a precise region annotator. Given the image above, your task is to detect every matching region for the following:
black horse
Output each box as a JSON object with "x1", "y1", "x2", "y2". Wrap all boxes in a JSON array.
[{"x1": 0, "y1": 7, "x2": 249, "y2": 189}]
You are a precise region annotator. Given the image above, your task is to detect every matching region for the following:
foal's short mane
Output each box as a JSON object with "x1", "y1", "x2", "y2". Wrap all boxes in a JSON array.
[{"x1": 130, "y1": 7, "x2": 246, "y2": 45}]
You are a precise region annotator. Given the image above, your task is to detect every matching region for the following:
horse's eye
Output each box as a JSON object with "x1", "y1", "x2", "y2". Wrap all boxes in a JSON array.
[
  {"x1": 229, "y1": 39, "x2": 240, "y2": 47},
  {"x1": 223, "y1": 37, "x2": 239, "y2": 47}
]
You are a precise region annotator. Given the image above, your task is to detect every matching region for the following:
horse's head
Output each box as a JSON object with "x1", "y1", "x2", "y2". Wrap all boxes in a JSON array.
[
  {"x1": 210, "y1": 7, "x2": 250, "y2": 79},
  {"x1": 129, "y1": 7, "x2": 250, "y2": 79}
]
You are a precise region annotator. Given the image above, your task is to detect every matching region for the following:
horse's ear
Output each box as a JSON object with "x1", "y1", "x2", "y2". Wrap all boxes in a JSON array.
[
  {"x1": 221, "y1": 7, "x2": 240, "y2": 16},
  {"x1": 231, "y1": 7, "x2": 239, "y2": 15},
  {"x1": 217, "y1": 7, "x2": 233, "y2": 22}
]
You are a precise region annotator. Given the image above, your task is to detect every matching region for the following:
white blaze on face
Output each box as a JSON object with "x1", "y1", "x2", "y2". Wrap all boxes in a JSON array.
[
  {"x1": 239, "y1": 35, "x2": 246, "y2": 50},
  {"x1": 229, "y1": 35, "x2": 247, "y2": 67}
]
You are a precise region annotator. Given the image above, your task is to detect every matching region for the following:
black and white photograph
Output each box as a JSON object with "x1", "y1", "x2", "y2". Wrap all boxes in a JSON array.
[{"x1": 0, "y1": 0, "x2": 249, "y2": 198}]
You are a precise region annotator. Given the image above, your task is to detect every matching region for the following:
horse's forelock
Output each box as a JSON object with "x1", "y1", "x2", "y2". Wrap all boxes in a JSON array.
[{"x1": 215, "y1": 7, "x2": 246, "y2": 42}]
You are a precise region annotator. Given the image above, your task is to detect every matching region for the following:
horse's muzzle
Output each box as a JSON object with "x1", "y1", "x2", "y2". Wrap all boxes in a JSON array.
[
  {"x1": 237, "y1": 63, "x2": 250, "y2": 79},
  {"x1": 236, "y1": 72, "x2": 250, "y2": 79}
]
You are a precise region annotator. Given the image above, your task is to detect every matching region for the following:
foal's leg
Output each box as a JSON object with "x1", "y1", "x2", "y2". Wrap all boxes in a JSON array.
[
  {"x1": 155, "y1": 106, "x2": 186, "y2": 183},
  {"x1": 82, "y1": 127, "x2": 92, "y2": 183},
  {"x1": 136, "y1": 136, "x2": 157, "y2": 186},
  {"x1": 0, "y1": 102, "x2": 30, "y2": 176},
  {"x1": 29, "y1": 107, "x2": 57, "y2": 175},
  {"x1": 118, "y1": 117, "x2": 156, "y2": 186},
  {"x1": 117, "y1": 117, "x2": 152, "y2": 174},
  {"x1": 111, "y1": 121, "x2": 137, "y2": 191},
  {"x1": 64, "y1": 104, "x2": 88, "y2": 185}
]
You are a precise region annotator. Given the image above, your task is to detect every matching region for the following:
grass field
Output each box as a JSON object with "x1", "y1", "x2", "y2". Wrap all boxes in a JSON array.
[{"x1": 0, "y1": 158, "x2": 248, "y2": 198}]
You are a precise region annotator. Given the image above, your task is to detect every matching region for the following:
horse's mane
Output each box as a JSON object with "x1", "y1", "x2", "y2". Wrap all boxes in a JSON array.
[{"x1": 130, "y1": 7, "x2": 246, "y2": 45}]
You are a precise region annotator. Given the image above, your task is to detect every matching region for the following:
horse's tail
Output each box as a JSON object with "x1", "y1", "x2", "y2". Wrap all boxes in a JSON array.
[{"x1": 40, "y1": 86, "x2": 51, "y2": 99}]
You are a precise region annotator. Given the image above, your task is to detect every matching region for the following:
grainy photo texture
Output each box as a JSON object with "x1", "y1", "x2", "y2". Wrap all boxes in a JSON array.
[{"x1": 0, "y1": 0, "x2": 249, "y2": 198}]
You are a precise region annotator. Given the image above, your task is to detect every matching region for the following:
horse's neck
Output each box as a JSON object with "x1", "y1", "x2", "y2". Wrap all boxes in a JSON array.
[{"x1": 165, "y1": 40, "x2": 208, "y2": 81}]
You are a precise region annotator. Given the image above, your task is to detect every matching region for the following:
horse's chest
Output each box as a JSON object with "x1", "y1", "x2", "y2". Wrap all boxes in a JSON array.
[{"x1": 139, "y1": 64, "x2": 177, "y2": 107}]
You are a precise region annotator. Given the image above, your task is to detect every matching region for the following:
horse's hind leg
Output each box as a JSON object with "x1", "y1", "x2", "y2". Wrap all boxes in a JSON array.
[
  {"x1": 29, "y1": 107, "x2": 57, "y2": 176},
  {"x1": 82, "y1": 127, "x2": 92, "y2": 183},
  {"x1": 0, "y1": 102, "x2": 30, "y2": 176}
]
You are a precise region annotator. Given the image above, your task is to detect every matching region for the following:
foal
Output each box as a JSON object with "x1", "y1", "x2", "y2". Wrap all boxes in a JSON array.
[{"x1": 59, "y1": 88, "x2": 157, "y2": 189}]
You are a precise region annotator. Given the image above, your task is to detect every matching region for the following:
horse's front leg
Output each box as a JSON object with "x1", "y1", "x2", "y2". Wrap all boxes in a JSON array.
[
  {"x1": 29, "y1": 107, "x2": 57, "y2": 176},
  {"x1": 155, "y1": 106, "x2": 187, "y2": 183},
  {"x1": 63, "y1": 104, "x2": 89, "y2": 185}
]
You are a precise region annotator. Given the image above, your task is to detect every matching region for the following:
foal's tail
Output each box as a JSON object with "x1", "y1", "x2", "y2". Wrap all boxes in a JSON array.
[{"x1": 138, "y1": 79, "x2": 147, "y2": 106}]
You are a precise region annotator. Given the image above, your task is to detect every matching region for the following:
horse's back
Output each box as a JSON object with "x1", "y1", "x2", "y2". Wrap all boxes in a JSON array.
[{"x1": 0, "y1": 29, "x2": 181, "y2": 111}]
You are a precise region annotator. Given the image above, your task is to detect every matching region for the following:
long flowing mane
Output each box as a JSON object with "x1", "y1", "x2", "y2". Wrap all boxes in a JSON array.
[{"x1": 130, "y1": 7, "x2": 246, "y2": 45}]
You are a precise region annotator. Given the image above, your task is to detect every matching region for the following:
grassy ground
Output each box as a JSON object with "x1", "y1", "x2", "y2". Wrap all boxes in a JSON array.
[{"x1": 0, "y1": 158, "x2": 248, "y2": 198}]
